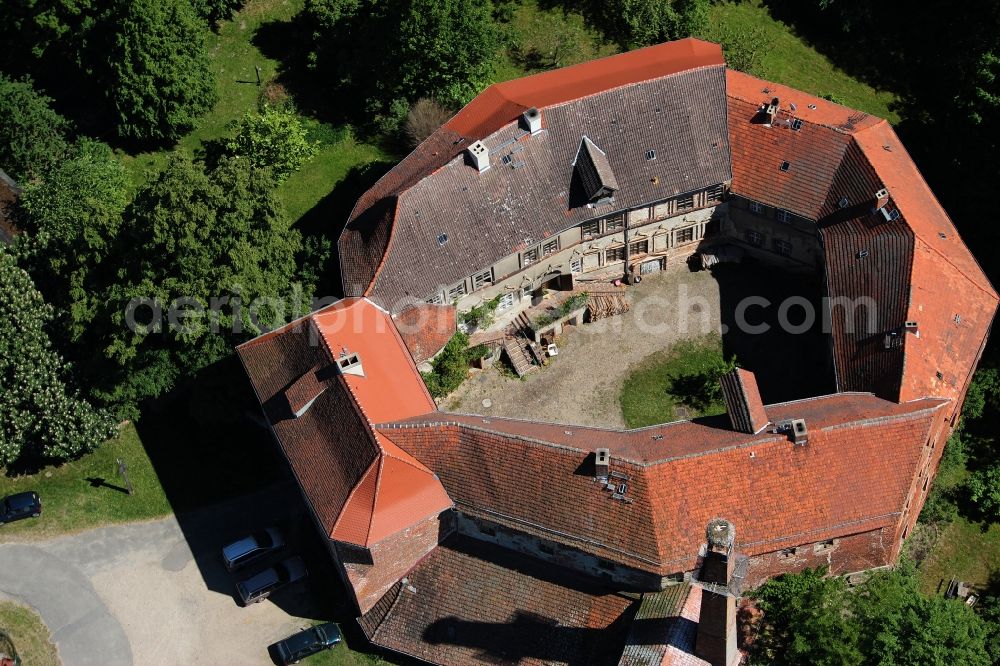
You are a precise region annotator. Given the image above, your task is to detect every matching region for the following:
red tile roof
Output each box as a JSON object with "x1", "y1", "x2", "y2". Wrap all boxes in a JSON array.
[
  {"x1": 359, "y1": 534, "x2": 637, "y2": 666},
  {"x1": 382, "y1": 394, "x2": 946, "y2": 573},
  {"x1": 394, "y1": 303, "x2": 457, "y2": 365},
  {"x1": 238, "y1": 298, "x2": 450, "y2": 548},
  {"x1": 719, "y1": 369, "x2": 769, "y2": 434}
]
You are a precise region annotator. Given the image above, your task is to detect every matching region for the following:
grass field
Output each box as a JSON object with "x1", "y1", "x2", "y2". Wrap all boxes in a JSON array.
[
  {"x1": 918, "y1": 518, "x2": 1000, "y2": 596},
  {"x1": 702, "y1": 0, "x2": 899, "y2": 122},
  {"x1": 620, "y1": 334, "x2": 730, "y2": 428},
  {"x1": 0, "y1": 423, "x2": 171, "y2": 540},
  {"x1": 117, "y1": 0, "x2": 389, "y2": 224},
  {"x1": 0, "y1": 600, "x2": 59, "y2": 666}
]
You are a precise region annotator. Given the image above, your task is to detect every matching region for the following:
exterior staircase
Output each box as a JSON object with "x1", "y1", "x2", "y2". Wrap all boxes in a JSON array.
[{"x1": 502, "y1": 338, "x2": 537, "y2": 377}]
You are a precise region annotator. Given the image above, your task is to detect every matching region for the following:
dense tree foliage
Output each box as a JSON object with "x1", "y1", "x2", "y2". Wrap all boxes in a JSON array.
[
  {"x1": 752, "y1": 565, "x2": 991, "y2": 666},
  {"x1": 0, "y1": 74, "x2": 70, "y2": 182},
  {"x1": 603, "y1": 0, "x2": 709, "y2": 48},
  {"x1": 107, "y1": 0, "x2": 217, "y2": 141},
  {"x1": 188, "y1": 0, "x2": 244, "y2": 26},
  {"x1": 306, "y1": 0, "x2": 500, "y2": 130},
  {"x1": 0, "y1": 249, "x2": 116, "y2": 466},
  {"x1": 16, "y1": 139, "x2": 129, "y2": 341},
  {"x1": 224, "y1": 108, "x2": 319, "y2": 182},
  {"x1": 97, "y1": 154, "x2": 301, "y2": 413}
]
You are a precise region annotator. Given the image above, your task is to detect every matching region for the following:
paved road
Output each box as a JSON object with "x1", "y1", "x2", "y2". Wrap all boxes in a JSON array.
[{"x1": 0, "y1": 486, "x2": 323, "y2": 665}]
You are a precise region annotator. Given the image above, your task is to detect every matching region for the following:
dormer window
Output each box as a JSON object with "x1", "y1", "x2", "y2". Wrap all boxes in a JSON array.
[{"x1": 336, "y1": 352, "x2": 365, "y2": 377}]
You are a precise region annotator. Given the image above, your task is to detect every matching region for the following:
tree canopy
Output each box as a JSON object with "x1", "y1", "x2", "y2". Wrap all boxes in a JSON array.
[
  {"x1": 224, "y1": 108, "x2": 319, "y2": 182},
  {"x1": 97, "y1": 154, "x2": 302, "y2": 414},
  {"x1": 0, "y1": 248, "x2": 116, "y2": 466},
  {"x1": 751, "y1": 564, "x2": 991, "y2": 666},
  {"x1": 107, "y1": 0, "x2": 217, "y2": 141},
  {"x1": 0, "y1": 73, "x2": 70, "y2": 182}
]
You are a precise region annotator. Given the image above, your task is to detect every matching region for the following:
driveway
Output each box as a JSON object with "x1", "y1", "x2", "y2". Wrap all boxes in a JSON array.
[{"x1": 0, "y1": 487, "x2": 330, "y2": 665}]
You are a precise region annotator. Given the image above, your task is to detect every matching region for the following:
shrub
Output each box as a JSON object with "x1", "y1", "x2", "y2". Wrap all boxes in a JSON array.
[
  {"x1": 404, "y1": 98, "x2": 453, "y2": 148},
  {"x1": 225, "y1": 108, "x2": 320, "y2": 182},
  {"x1": 0, "y1": 74, "x2": 70, "y2": 182},
  {"x1": 422, "y1": 331, "x2": 475, "y2": 398}
]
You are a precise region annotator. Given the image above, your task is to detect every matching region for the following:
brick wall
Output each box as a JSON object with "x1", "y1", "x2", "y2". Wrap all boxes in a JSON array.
[
  {"x1": 743, "y1": 528, "x2": 895, "y2": 588},
  {"x1": 337, "y1": 510, "x2": 455, "y2": 614}
]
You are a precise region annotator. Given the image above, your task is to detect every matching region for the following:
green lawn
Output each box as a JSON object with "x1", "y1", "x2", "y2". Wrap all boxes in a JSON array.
[
  {"x1": 619, "y1": 334, "x2": 730, "y2": 428},
  {"x1": 702, "y1": 0, "x2": 899, "y2": 122},
  {"x1": 118, "y1": 0, "x2": 389, "y2": 224},
  {"x1": 0, "y1": 600, "x2": 59, "y2": 666},
  {"x1": 0, "y1": 423, "x2": 171, "y2": 540},
  {"x1": 917, "y1": 517, "x2": 1000, "y2": 596}
]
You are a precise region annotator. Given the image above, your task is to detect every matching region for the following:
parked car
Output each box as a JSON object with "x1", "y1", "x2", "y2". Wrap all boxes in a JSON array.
[
  {"x1": 236, "y1": 555, "x2": 307, "y2": 605},
  {"x1": 0, "y1": 491, "x2": 41, "y2": 525},
  {"x1": 270, "y1": 622, "x2": 342, "y2": 665},
  {"x1": 221, "y1": 527, "x2": 285, "y2": 571}
]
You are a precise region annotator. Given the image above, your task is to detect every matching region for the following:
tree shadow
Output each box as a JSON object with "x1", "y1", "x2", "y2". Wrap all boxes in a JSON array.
[{"x1": 84, "y1": 477, "x2": 130, "y2": 494}]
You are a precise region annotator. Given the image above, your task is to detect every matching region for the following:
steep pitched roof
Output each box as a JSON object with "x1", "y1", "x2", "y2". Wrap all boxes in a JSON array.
[
  {"x1": 393, "y1": 303, "x2": 457, "y2": 365},
  {"x1": 359, "y1": 534, "x2": 636, "y2": 666},
  {"x1": 238, "y1": 298, "x2": 449, "y2": 548},
  {"x1": 381, "y1": 394, "x2": 946, "y2": 574},
  {"x1": 725, "y1": 70, "x2": 998, "y2": 403},
  {"x1": 340, "y1": 40, "x2": 730, "y2": 310}
]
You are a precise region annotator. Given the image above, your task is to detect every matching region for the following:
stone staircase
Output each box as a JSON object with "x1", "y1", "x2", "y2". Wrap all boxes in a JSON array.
[{"x1": 502, "y1": 338, "x2": 537, "y2": 377}]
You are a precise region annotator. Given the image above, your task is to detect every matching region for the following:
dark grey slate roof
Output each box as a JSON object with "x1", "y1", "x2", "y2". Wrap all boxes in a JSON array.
[{"x1": 364, "y1": 65, "x2": 732, "y2": 310}]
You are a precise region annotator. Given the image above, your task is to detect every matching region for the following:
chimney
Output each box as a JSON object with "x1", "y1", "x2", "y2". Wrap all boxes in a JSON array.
[
  {"x1": 874, "y1": 188, "x2": 889, "y2": 210},
  {"x1": 790, "y1": 418, "x2": 808, "y2": 446},
  {"x1": 594, "y1": 448, "x2": 610, "y2": 479},
  {"x1": 335, "y1": 351, "x2": 365, "y2": 378},
  {"x1": 467, "y1": 140, "x2": 490, "y2": 172},
  {"x1": 522, "y1": 107, "x2": 543, "y2": 135},
  {"x1": 719, "y1": 369, "x2": 769, "y2": 434},
  {"x1": 695, "y1": 519, "x2": 741, "y2": 666},
  {"x1": 764, "y1": 97, "x2": 779, "y2": 126}
]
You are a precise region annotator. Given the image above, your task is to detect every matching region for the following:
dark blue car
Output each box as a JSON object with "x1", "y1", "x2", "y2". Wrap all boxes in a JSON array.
[
  {"x1": 0, "y1": 491, "x2": 41, "y2": 525},
  {"x1": 270, "y1": 622, "x2": 342, "y2": 664}
]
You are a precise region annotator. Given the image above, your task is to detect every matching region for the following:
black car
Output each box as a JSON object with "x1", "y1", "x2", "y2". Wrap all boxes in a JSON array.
[
  {"x1": 0, "y1": 492, "x2": 41, "y2": 525},
  {"x1": 221, "y1": 527, "x2": 285, "y2": 572},
  {"x1": 236, "y1": 555, "x2": 308, "y2": 605},
  {"x1": 270, "y1": 623, "x2": 342, "y2": 665}
]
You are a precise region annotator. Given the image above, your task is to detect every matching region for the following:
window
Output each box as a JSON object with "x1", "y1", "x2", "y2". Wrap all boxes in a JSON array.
[
  {"x1": 814, "y1": 539, "x2": 838, "y2": 553},
  {"x1": 521, "y1": 285, "x2": 534, "y2": 300},
  {"x1": 744, "y1": 229, "x2": 764, "y2": 247},
  {"x1": 779, "y1": 161, "x2": 790, "y2": 172},
  {"x1": 705, "y1": 185, "x2": 724, "y2": 203},
  {"x1": 605, "y1": 213, "x2": 625, "y2": 232},
  {"x1": 426, "y1": 292, "x2": 445, "y2": 305},
  {"x1": 570, "y1": 258, "x2": 583, "y2": 273},
  {"x1": 645, "y1": 149, "x2": 656, "y2": 161},
  {"x1": 677, "y1": 226, "x2": 696, "y2": 244},
  {"x1": 496, "y1": 292, "x2": 515, "y2": 313},
  {"x1": 581, "y1": 219, "x2": 601, "y2": 240},
  {"x1": 749, "y1": 201, "x2": 764, "y2": 214},
  {"x1": 774, "y1": 239, "x2": 793, "y2": 256},
  {"x1": 677, "y1": 194, "x2": 694, "y2": 210},
  {"x1": 791, "y1": 118, "x2": 803, "y2": 131},
  {"x1": 472, "y1": 268, "x2": 493, "y2": 290},
  {"x1": 522, "y1": 246, "x2": 539, "y2": 266},
  {"x1": 779, "y1": 547, "x2": 799, "y2": 558},
  {"x1": 538, "y1": 543, "x2": 555, "y2": 555},
  {"x1": 606, "y1": 246, "x2": 625, "y2": 262},
  {"x1": 448, "y1": 282, "x2": 467, "y2": 301},
  {"x1": 542, "y1": 239, "x2": 559, "y2": 256},
  {"x1": 776, "y1": 209, "x2": 792, "y2": 224},
  {"x1": 629, "y1": 239, "x2": 649, "y2": 255}
]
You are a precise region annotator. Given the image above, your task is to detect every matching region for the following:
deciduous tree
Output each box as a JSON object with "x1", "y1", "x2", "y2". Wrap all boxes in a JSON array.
[
  {"x1": 0, "y1": 74, "x2": 69, "y2": 182},
  {"x1": 0, "y1": 248, "x2": 116, "y2": 466},
  {"x1": 225, "y1": 108, "x2": 319, "y2": 182}
]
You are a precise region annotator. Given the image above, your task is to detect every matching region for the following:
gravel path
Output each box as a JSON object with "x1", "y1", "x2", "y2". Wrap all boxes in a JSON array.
[{"x1": 446, "y1": 268, "x2": 724, "y2": 428}]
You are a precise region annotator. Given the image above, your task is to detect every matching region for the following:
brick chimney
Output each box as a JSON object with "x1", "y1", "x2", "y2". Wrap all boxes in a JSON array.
[
  {"x1": 695, "y1": 519, "x2": 740, "y2": 666},
  {"x1": 719, "y1": 368, "x2": 769, "y2": 434}
]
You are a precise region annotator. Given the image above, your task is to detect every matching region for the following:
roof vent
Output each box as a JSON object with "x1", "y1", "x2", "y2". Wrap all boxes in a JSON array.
[
  {"x1": 645, "y1": 149, "x2": 656, "y2": 161},
  {"x1": 336, "y1": 351, "x2": 365, "y2": 378},
  {"x1": 791, "y1": 419, "x2": 808, "y2": 445},
  {"x1": 437, "y1": 233, "x2": 449, "y2": 246},
  {"x1": 874, "y1": 188, "x2": 890, "y2": 209},
  {"x1": 857, "y1": 249, "x2": 869, "y2": 259},
  {"x1": 594, "y1": 448, "x2": 610, "y2": 479},
  {"x1": 838, "y1": 197, "x2": 850, "y2": 208},
  {"x1": 522, "y1": 107, "x2": 543, "y2": 135},
  {"x1": 779, "y1": 161, "x2": 790, "y2": 172},
  {"x1": 791, "y1": 118, "x2": 803, "y2": 131},
  {"x1": 467, "y1": 140, "x2": 490, "y2": 172}
]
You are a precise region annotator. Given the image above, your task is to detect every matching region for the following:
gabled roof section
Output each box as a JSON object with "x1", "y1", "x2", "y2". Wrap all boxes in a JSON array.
[
  {"x1": 340, "y1": 39, "x2": 730, "y2": 309},
  {"x1": 575, "y1": 136, "x2": 620, "y2": 202},
  {"x1": 720, "y1": 368, "x2": 769, "y2": 434},
  {"x1": 394, "y1": 303, "x2": 457, "y2": 365},
  {"x1": 238, "y1": 298, "x2": 447, "y2": 547}
]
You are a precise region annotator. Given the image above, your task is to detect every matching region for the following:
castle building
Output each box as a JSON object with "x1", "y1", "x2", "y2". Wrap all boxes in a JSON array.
[{"x1": 238, "y1": 39, "x2": 997, "y2": 666}]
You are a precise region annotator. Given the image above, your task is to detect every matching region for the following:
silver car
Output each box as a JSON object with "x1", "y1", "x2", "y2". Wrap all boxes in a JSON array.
[
  {"x1": 236, "y1": 555, "x2": 308, "y2": 605},
  {"x1": 222, "y1": 527, "x2": 285, "y2": 572}
]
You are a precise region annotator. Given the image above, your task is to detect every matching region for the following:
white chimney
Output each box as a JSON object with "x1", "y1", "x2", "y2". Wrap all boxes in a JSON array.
[
  {"x1": 467, "y1": 140, "x2": 490, "y2": 172},
  {"x1": 523, "y1": 107, "x2": 543, "y2": 135}
]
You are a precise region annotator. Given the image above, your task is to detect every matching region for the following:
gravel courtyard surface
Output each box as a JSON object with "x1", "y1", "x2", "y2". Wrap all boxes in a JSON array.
[
  {"x1": 0, "y1": 485, "x2": 340, "y2": 666},
  {"x1": 446, "y1": 268, "x2": 725, "y2": 428}
]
